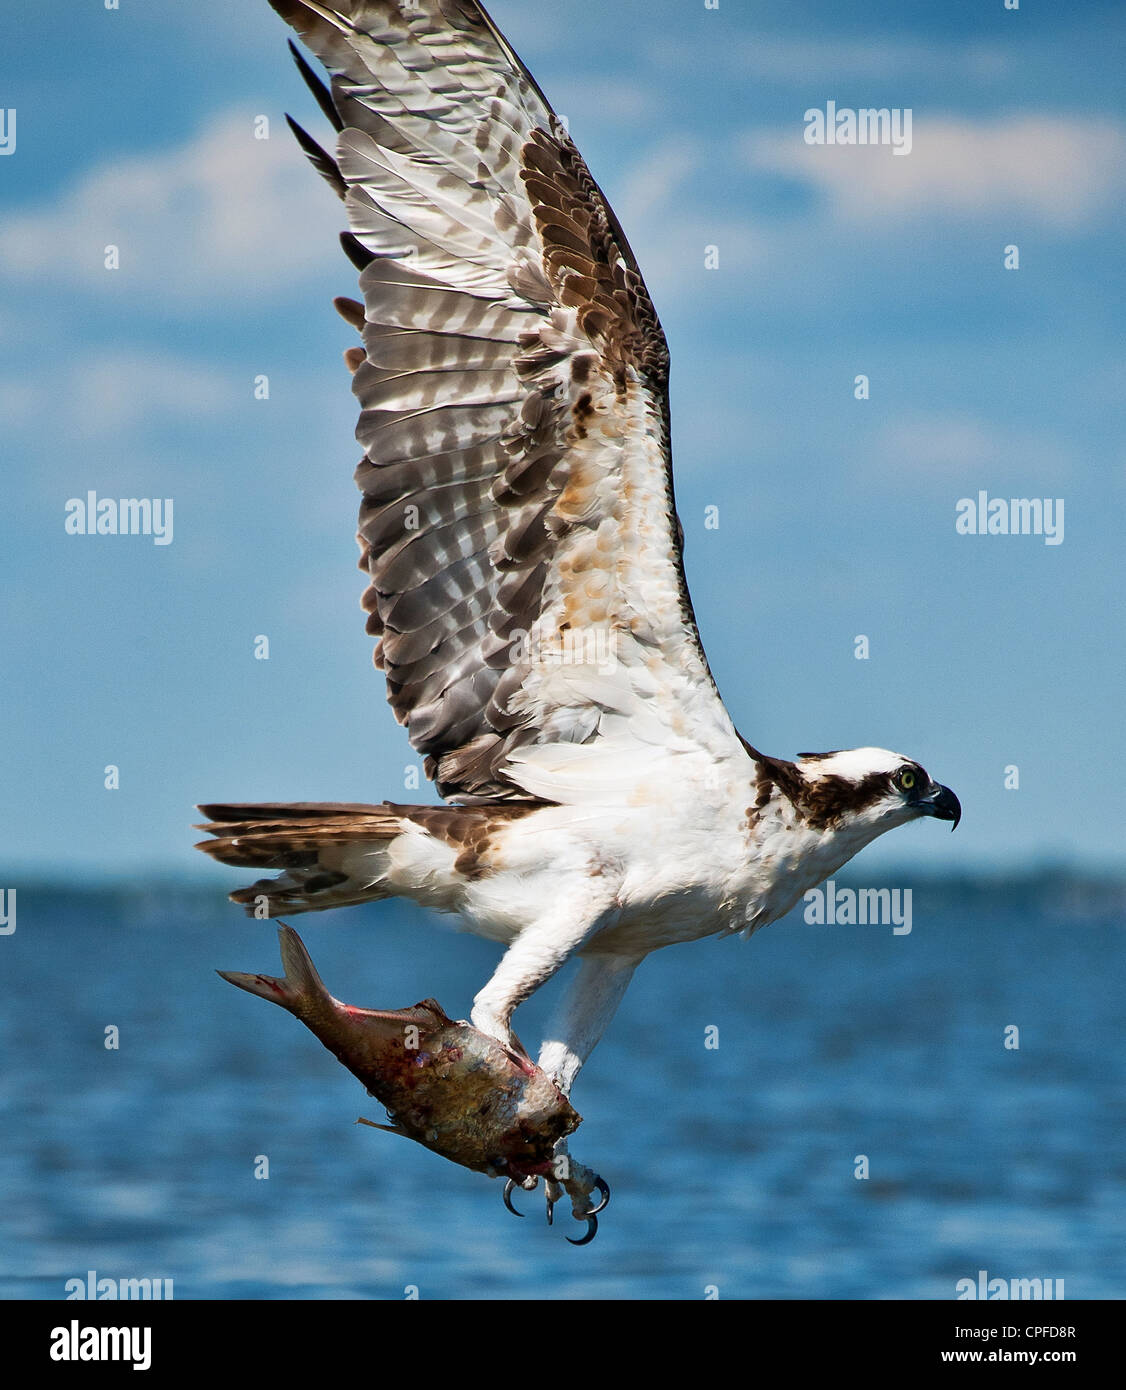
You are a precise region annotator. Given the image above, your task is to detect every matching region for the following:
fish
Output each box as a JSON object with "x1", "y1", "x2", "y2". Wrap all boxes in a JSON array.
[{"x1": 218, "y1": 924, "x2": 580, "y2": 1184}]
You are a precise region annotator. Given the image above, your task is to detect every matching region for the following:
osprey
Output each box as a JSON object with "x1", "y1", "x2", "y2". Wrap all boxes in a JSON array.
[{"x1": 198, "y1": 0, "x2": 960, "y2": 1232}]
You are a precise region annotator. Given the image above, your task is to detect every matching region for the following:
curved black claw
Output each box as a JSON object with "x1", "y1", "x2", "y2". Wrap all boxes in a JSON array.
[
  {"x1": 586, "y1": 1176, "x2": 610, "y2": 1216},
  {"x1": 564, "y1": 1176, "x2": 609, "y2": 1244},
  {"x1": 544, "y1": 1175, "x2": 567, "y2": 1228},
  {"x1": 567, "y1": 1214, "x2": 598, "y2": 1246},
  {"x1": 504, "y1": 1172, "x2": 609, "y2": 1243},
  {"x1": 502, "y1": 1178, "x2": 525, "y2": 1218}
]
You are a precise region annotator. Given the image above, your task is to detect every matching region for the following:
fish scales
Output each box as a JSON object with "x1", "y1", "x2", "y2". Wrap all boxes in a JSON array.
[{"x1": 219, "y1": 924, "x2": 579, "y2": 1179}]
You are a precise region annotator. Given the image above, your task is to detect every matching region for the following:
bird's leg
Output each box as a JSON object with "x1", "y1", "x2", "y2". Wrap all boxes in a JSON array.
[
  {"x1": 469, "y1": 906, "x2": 612, "y2": 1060},
  {"x1": 500, "y1": 951, "x2": 642, "y2": 1239},
  {"x1": 537, "y1": 952, "x2": 642, "y2": 1098}
]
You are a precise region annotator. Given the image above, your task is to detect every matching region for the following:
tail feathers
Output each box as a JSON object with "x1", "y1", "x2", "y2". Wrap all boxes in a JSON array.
[
  {"x1": 225, "y1": 871, "x2": 384, "y2": 917},
  {"x1": 198, "y1": 801, "x2": 388, "y2": 823},
  {"x1": 195, "y1": 801, "x2": 406, "y2": 917},
  {"x1": 195, "y1": 801, "x2": 398, "y2": 864},
  {"x1": 195, "y1": 797, "x2": 546, "y2": 919}
]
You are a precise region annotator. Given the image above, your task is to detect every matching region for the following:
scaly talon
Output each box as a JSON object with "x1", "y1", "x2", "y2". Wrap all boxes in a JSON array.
[
  {"x1": 564, "y1": 1172, "x2": 609, "y2": 1243},
  {"x1": 500, "y1": 1160, "x2": 609, "y2": 1244}
]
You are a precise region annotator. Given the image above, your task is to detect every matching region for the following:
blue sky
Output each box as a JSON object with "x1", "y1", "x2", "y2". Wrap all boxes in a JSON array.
[{"x1": 1, "y1": 0, "x2": 1123, "y2": 879}]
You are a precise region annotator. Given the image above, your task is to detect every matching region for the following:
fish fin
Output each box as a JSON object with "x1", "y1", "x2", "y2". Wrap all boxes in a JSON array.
[
  {"x1": 215, "y1": 968, "x2": 291, "y2": 1006},
  {"x1": 356, "y1": 1116, "x2": 406, "y2": 1136}
]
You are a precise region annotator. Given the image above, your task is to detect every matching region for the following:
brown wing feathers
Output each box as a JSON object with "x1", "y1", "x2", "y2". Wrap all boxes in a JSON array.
[
  {"x1": 263, "y1": 1, "x2": 707, "y2": 805},
  {"x1": 521, "y1": 129, "x2": 669, "y2": 393},
  {"x1": 196, "y1": 1, "x2": 730, "y2": 906}
]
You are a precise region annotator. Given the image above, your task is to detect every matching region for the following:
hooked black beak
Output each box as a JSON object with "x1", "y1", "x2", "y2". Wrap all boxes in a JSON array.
[{"x1": 917, "y1": 782, "x2": 961, "y2": 831}]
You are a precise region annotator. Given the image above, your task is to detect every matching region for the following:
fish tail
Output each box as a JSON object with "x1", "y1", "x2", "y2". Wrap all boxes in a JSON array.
[
  {"x1": 217, "y1": 923, "x2": 330, "y2": 1012},
  {"x1": 276, "y1": 923, "x2": 330, "y2": 1000}
]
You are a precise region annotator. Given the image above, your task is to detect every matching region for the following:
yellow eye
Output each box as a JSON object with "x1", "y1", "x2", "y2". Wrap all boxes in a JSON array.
[{"x1": 899, "y1": 769, "x2": 916, "y2": 790}]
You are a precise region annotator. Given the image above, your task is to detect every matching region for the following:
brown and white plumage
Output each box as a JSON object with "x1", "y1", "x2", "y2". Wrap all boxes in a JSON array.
[
  {"x1": 199, "y1": 1, "x2": 959, "y2": 1125},
  {"x1": 267, "y1": 0, "x2": 736, "y2": 808}
]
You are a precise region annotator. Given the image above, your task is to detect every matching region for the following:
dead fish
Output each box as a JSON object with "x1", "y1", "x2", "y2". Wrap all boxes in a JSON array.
[{"x1": 218, "y1": 924, "x2": 580, "y2": 1183}]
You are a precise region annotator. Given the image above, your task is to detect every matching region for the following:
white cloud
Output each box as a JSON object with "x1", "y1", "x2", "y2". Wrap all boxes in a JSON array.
[
  {"x1": 735, "y1": 34, "x2": 1015, "y2": 85},
  {"x1": 645, "y1": 31, "x2": 1015, "y2": 86},
  {"x1": 3, "y1": 349, "x2": 237, "y2": 438},
  {"x1": 0, "y1": 110, "x2": 343, "y2": 303},
  {"x1": 617, "y1": 136, "x2": 701, "y2": 225},
  {"x1": 75, "y1": 352, "x2": 238, "y2": 434},
  {"x1": 869, "y1": 413, "x2": 1076, "y2": 485},
  {"x1": 744, "y1": 115, "x2": 1126, "y2": 230}
]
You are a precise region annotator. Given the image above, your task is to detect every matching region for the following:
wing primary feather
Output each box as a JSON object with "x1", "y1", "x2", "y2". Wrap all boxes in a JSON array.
[
  {"x1": 287, "y1": 37, "x2": 343, "y2": 132},
  {"x1": 285, "y1": 114, "x2": 347, "y2": 198},
  {"x1": 334, "y1": 296, "x2": 366, "y2": 330},
  {"x1": 340, "y1": 230, "x2": 375, "y2": 271}
]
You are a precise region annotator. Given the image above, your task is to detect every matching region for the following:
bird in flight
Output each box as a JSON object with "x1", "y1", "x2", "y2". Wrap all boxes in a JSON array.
[{"x1": 198, "y1": 0, "x2": 960, "y2": 1232}]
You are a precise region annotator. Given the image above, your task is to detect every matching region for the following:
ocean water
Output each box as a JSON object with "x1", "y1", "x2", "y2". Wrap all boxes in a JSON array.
[{"x1": 1, "y1": 879, "x2": 1122, "y2": 1300}]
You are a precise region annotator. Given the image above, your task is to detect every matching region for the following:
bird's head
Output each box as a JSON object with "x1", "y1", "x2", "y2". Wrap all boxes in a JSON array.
[{"x1": 793, "y1": 747, "x2": 961, "y2": 839}]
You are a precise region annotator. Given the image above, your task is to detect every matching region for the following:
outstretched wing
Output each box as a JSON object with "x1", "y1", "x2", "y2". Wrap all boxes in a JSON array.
[{"x1": 271, "y1": 0, "x2": 744, "y2": 801}]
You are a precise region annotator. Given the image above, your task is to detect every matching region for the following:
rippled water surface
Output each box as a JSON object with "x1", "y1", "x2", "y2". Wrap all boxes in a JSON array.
[{"x1": 1, "y1": 882, "x2": 1122, "y2": 1299}]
